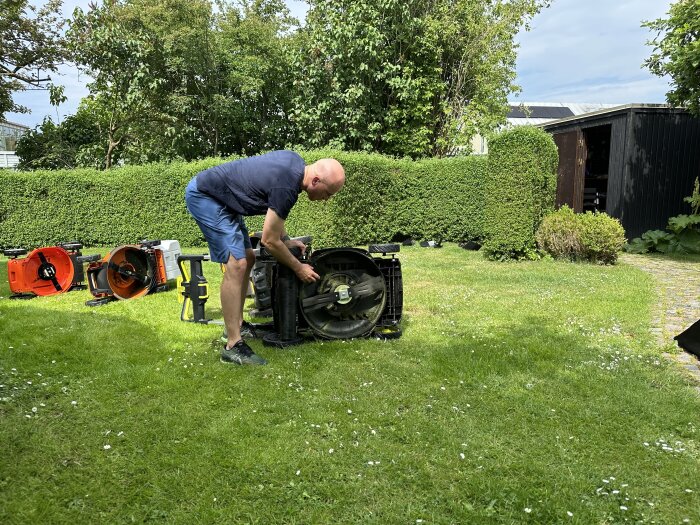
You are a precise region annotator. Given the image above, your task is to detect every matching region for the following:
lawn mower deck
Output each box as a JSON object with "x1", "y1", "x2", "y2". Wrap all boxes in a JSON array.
[{"x1": 177, "y1": 237, "x2": 403, "y2": 345}]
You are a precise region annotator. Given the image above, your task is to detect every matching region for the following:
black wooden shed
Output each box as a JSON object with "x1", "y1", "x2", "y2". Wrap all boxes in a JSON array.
[{"x1": 542, "y1": 104, "x2": 700, "y2": 239}]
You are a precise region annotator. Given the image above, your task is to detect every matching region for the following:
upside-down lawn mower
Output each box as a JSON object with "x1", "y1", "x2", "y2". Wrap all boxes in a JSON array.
[
  {"x1": 3, "y1": 242, "x2": 100, "y2": 299},
  {"x1": 177, "y1": 236, "x2": 403, "y2": 345},
  {"x1": 86, "y1": 240, "x2": 181, "y2": 306}
]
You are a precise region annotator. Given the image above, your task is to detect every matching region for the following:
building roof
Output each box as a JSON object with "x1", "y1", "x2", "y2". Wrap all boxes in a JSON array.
[
  {"x1": 506, "y1": 102, "x2": 620, "y2": 126},
  {"x1": 508, "y1": 105, "x2": 574, "y2": 119},
  {"x1": 540, "y1": 103, "x2": 683, "y2": 130},
  {"x1": 0, "y1": 120, "x2": 30, "y2": 131}
]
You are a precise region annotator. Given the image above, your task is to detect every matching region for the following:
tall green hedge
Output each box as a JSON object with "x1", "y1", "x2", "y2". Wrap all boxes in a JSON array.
[
  {"x1": 284, "y1": 151, "x2": 488, "y2": 246},
  {"x1": 482, "y1": 127, "x2": 558, "y2": 260},
  {"x1": 0, "y1": 151, "x2": 488, "y2": 249},
  {"x1": 0, "y1": 159, "x2": 221, "y2": 249}
]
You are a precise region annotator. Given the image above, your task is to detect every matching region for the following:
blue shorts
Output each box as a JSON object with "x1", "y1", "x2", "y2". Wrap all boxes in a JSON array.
[{"x1": 185, "y1": 177, "x2": 252, "y2": 263}]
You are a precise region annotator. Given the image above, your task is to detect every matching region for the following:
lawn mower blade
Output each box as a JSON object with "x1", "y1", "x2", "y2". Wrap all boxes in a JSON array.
[
  {"x1": 301, "y1": 290, "x2": 340, "y2": 311},
  {"x1": 108, "y1": 261, "x2": 150, "y2": 287},
  {"x1": 301, "y1": 275, "x2": 384, "y2": 312},
  {"x1": 349, "y1": 275, "x2": 384, "y2": 298},
  {"x1": 37, "y1": 251, "x2": 62, "y2": 291},
  {"x1": 127, "y1": 250, "x2": 153, "y2": 286}
]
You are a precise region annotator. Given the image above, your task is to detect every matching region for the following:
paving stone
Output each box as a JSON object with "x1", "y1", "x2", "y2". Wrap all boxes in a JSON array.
[{"x1": 620, "y1": 253, "x2": 700, "y2": 388}]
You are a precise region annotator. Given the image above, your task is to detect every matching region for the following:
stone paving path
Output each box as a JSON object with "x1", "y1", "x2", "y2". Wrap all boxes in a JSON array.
[{"x1": 620, "y1": 253, "x2": 700, "y2": 391}]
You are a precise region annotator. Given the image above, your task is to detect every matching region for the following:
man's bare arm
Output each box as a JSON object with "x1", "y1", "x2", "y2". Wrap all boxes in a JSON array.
[{"x1": 261, "y1": 209, "x2": 319, "y2": 282}]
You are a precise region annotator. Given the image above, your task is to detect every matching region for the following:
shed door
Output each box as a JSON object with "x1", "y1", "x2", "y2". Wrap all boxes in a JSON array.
[{"x1": 553, "y1": 130, "x2": 586, "y2": 212}]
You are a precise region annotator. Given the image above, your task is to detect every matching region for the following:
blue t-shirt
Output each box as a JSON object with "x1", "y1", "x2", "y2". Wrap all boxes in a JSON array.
[{"x1": 196, "y1": 150, "x2": 305, "y2": 219}]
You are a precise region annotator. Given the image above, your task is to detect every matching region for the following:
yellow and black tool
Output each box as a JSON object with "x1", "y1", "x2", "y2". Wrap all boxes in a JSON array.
[{"x1": 176, "y1": 254, "x2": 213, "y2": 324}]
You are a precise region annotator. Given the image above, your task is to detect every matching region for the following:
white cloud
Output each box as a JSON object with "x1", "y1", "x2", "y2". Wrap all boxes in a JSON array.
[{"x1": 513, "y1": 0, "x2": 674, "y2": 104}]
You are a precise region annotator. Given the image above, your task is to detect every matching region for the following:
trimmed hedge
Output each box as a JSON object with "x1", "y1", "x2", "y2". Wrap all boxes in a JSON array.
[
  {"x1": 0, "y1": 159, "x2": 222, "y2": 249},
  {"x1": 285, "y1": 150, "x2": 488, "y2": 246},
  {"x1": 0, "y1": 151, "x2": 489, "y2": 249},
  {"x1": 482, "y1": 127, "x2": 558, "y2": 260}
]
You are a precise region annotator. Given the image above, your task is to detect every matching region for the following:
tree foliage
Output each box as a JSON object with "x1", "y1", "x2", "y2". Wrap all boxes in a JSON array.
[
  {"x1": 65, "y1": 0, "x2": 298, "y2": 168},
  {"x1": 0, "y1": 0, "x2": 68, "y2": 120},
  {"x1": 644, "y1": 0, "x2": 700, "y2": 115},
  {"x1": 15, "y1": 108, "x2": 100, "y2": 170},
  {"x1": 17, "y1": 0, "x2": 550, "y2": 168},
  {"x1": 290, "y1": 0, "x2": 547, "y2": 158}
]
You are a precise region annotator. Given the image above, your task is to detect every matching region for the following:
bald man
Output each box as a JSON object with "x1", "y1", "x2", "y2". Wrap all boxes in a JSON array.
[{"x1": 185, "y1": 151, "x2": 345, "y2": 365}]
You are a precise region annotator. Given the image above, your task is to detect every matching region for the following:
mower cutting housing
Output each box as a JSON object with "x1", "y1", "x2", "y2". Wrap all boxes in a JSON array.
[
  {"x1": 259, "y1": 241, "x2": 403, "y2": 346},
  {"x1": 176, "y1": 238, "x2": 403, "y2": 345},
  {"x1": 4, "y1": 243, "x2": 99, "y2": 299},
  {"x1": 86, "y1": 240, "x2": 181, "y2": 306}
]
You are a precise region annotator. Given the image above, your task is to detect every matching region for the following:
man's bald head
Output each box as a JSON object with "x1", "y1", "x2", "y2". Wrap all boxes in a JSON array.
[
  {"x1": 304, "y1": 158, "x2": 345, "y2": 201},
  {"x1": 314, "y1": 158, "x2": 345, "y2": 192}
]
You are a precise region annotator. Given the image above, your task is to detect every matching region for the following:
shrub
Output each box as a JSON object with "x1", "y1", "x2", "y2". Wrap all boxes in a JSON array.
[
  {"x1": 0, "y1": 143, "x2": 557, "y2": 253},
  {"x1": 286, "y1": 150, "x2": 488, "y2": 247},
  {"x1": 576, "y1": 211, "x2": 627, "y2": 264},
  {"x1": 482, "y1": 126, "x2": 558, "y2": 260},
  {"x1": 536, "y1": 206, "x2": 626, "y2": 264},
  {"x1": 534, "y1": 206, "x2": 582, "y2": 260}
]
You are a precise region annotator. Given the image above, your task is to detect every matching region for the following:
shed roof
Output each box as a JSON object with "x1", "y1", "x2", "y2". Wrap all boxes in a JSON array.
[
  {"x1": 508, "y1": 106, "x2": 574, "y2": 119},
  {"x1": 506, "y1": 102, "x2": 620, "y2": 126},
  {"x1": 540, "y1": 103, "x2": 685, "y2": 130}
]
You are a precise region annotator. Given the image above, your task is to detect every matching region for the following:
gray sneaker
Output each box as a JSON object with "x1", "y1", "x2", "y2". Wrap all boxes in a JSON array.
[
  {"x1": 220, "y1": 322, "x2": 257, "y2": 344},
  {"x1": 221, "y1": 340, "x2": 267, "y2": 366}
]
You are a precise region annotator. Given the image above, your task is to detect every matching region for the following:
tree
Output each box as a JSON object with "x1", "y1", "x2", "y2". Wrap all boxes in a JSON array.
[
  {"x1": 290, "y1": 0, "x2": 547, "y2": 158},
  {"x1": 66, "y1": 0, "x2": 298, "y2": 166},
  {"x1": 15, "y1": 108, "x2": 100, "y2": 170},
  {"x1": 0, "y1": 0, "x2": 68, "y2": 120},
  {"x1": 644, "y1": 0, "x2": 700, "y2": 115},
  {"x1": 215, "y1": 0, "x2": 299, "y2": 154},
  {"x1": 67, "y1": 0, "x2": 177, "y2": 168}
]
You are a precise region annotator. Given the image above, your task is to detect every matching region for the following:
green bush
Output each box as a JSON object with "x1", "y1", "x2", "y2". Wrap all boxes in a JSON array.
[
  {"x1": 0, "y1": 151, "x2": 488, "y2": 249},
  {"x1": 576, "y1": 211, "x2": 627, "y2": 264},
  {"x1": 536, "y1": 206, "x2": 626, "y2": 264},
  {"x1": 534, "y1": 205, "x2": 582, "y2": 260},
  {"x1": 286, "y1": 150, "x2": 488, "y2": 246},
  {"x1": 0, "y1": 159, "x2": 222, "y2": 249},
  {"x1": 482, "y1": 126, "x2": 558, "y2": 260}
]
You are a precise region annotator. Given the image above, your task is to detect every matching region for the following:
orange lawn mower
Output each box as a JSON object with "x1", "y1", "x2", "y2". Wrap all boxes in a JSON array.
[
  {"x1": 85, "y1": 240, "x2": 181, "y2": 306},
  {"x1": 3, "y1": 242, "x2": 100, "y2": 299}
]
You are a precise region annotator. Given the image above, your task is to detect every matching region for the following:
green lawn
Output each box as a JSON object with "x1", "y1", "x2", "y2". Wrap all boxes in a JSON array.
[{"x1": 1, "y1": 245, "x2": 698, "y2": 524}]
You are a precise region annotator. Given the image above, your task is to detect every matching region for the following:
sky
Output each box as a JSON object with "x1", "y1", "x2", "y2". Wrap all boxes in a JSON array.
[{"x1": 5, "y1": 0, "x2": 674, "y2": 129}]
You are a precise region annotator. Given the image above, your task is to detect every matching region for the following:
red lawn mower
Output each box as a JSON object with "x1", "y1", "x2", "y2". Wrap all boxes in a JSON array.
[
  {"x1": 85, "y1": 240, "x2": 182, "y2": 306},
  {"x1": 3, "y1": 242, "x2": 100, "y2": 299}
]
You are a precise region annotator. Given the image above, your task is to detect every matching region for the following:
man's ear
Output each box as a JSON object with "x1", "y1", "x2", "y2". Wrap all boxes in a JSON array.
[{"x1": 311, "y1": 176, "x2": 321, "y2": 186}]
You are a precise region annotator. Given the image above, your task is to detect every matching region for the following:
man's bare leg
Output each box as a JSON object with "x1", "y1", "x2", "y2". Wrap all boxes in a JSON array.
[{"x1": 221, "y1": 254, "x2": 248, "y2": 348}]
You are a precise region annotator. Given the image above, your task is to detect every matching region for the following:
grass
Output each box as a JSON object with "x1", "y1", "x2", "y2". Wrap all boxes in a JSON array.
[{"x1": 1, "y1": 244, "x2": 698, "y2": 524}]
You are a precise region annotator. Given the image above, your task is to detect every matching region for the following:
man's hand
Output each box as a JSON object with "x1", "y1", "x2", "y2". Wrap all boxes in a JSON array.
[
  {"x1": 285, "y1": 238, "x2": 308, "y2": 254},
  {"x1": 296, "y1": 263, "x2": 319, "y2": 283}
]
